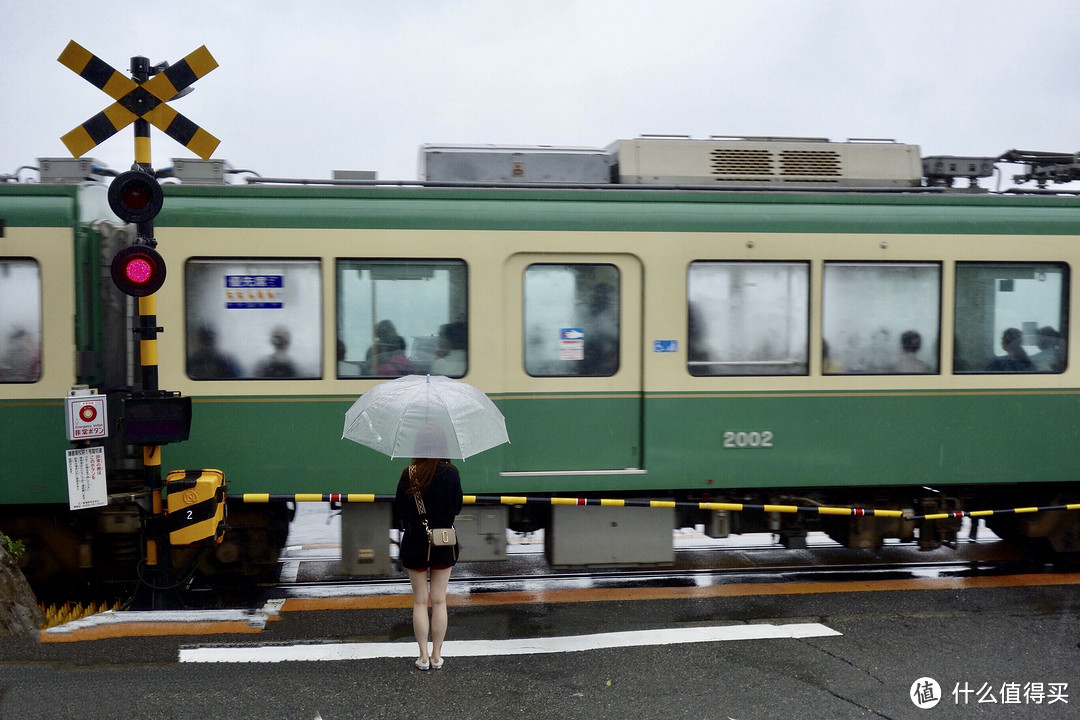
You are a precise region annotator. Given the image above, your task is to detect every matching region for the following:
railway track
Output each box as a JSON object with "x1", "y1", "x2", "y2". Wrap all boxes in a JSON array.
[{"x1": 266, "y1": 533, "x2": 1053, "y2": 599}]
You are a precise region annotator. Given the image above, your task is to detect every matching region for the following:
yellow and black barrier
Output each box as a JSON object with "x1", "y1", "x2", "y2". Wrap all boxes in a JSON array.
[
  {"x1": 230, "y1": 492, "x2": 1080, "y2": 523},
  {"x1": 230, "y1": 492, "x2": 901, "y2": 518},
  {"x1": 907, "y1": 502, "x2": 1080, "y2": 522}
]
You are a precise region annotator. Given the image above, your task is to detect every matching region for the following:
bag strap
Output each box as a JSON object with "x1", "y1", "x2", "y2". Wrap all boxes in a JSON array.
[
  {"x1": 410, "y1": 467, "x2": 434, "y2": 561},
  {"x1": 410, "y1": 467, "x2": 428, "y2": 515},
  {"x1": 410, "y1": 466, "x2": 432, "y2": 538},
  {"x1": 410, "y1": 466, "x2": 455, "y2": 562}
]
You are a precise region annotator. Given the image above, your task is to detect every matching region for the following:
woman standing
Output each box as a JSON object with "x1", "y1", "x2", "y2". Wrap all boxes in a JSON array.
[{"x1": 394, "y1": 445, "x2": 463, "y2": 671}]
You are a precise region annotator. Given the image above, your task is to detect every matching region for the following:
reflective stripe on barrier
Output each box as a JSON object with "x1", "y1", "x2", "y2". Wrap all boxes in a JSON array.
[{"x1": 236, "y1": 493, "x2": 386, "y2": 504}]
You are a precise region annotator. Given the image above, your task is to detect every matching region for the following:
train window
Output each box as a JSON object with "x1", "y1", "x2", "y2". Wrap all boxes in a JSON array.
[
  {"x1": 954, "y1": 262, "x2": 1068, "y2": 373},
  {"x1": 687, "y1": 261, "x2": 808, "y2": 376},
  {"x1": 336, "y1": 259, "x2": 467, "y2": 378},
  {"x1": 184, "y1": 259, "x2": 322, "y2": 380},
  {"x1": 0, "y1": 259, "x2": 42, "y2": 383},
  {"x1": 822, "y1": 262, "x2": 941, "y2": 375},
  {"x1": 524, "y1": 264, "x2": 619, "y2": 377}
]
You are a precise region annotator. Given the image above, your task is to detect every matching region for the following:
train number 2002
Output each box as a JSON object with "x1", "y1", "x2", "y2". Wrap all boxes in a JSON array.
[{"x1": 723, "y1": 431, "x2": 774, "y2": 448}]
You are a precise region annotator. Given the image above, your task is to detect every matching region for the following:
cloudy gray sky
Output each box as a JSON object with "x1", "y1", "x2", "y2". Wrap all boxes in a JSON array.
[{"x1": 3, "y1": 1, "x2": 1079, "y2": 183}]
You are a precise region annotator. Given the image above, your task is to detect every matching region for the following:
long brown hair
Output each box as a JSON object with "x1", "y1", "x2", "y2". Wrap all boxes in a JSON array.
[{"x1": 407, "y1": 457, "x2": 450, "y2": 495}]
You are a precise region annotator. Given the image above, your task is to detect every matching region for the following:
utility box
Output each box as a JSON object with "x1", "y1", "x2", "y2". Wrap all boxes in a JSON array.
[
  {"x1": 455, "y1": 505, "x2": 508, "y2": 562},
  {"x1": 38, "y1": 157, "x2": 105, "y2": 183},
  {"x1": 547, "y1": 504, "x2": 673, "y2": 567},
  {"x1": 170, "y1": 158, "x2": 232, "y2": 185},
  {"x1": 420, "y1": 144, "x2": 614, "y2": 184},
  {"x1": 340, "y1": 502, "x2": 392, "y2": 576}
]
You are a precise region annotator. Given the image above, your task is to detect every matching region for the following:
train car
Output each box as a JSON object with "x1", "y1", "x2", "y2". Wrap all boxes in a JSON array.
[{"x1": 3, "y1": 137, "x2": 1080, "y2": 598}]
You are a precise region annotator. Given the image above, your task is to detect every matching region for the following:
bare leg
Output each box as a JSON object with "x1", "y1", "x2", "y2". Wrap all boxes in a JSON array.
[
  {"x1": 428, "y1": 566, "x2": 452, "y2": 664},
  {"x1": 408, "y1": 569, "x2": 430, "y2": 663}
]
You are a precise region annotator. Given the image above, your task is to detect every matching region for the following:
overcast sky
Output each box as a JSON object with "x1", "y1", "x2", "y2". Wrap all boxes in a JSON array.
[{"x1": 3, "y1": 1, "x2": 1079, "y2": 184}]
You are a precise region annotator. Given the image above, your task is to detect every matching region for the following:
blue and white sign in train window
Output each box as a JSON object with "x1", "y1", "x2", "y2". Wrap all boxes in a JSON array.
[{"x1": 225, "y1": 275, "x2": 284, "y2": 309}]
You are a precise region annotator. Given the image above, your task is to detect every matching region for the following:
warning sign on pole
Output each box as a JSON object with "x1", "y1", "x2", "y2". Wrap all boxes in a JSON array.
[
  {"x1": 65, "y1": 387, "x2": 108, "y2": 440},
  {"x1": 66, "y1": 446, "x2": 107, "y2": 510}
]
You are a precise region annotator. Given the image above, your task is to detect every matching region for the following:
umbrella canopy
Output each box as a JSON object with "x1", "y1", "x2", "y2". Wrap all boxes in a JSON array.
[{"x1": 342, "y1": 374, "x2": 509, "y2": 459}]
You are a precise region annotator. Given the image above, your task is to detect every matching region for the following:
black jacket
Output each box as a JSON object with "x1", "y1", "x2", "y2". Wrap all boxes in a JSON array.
[{"x1": 394, "y1": 463, "x2": 463, "y2": 569}]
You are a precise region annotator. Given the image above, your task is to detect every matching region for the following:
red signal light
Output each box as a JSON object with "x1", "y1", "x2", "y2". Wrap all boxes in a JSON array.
[
  {"x1": 111, "y1": 244, "x2": 166, "y2": 297},
  {"x1": 122, "y1": 184, "x2": 150, "y2": 211},
  {"x1": 124, "y1": 256, "x2": 154, "y2": 283},
  {"x1": 108, "y1": 170, "x2": 163, "y2": 224}
]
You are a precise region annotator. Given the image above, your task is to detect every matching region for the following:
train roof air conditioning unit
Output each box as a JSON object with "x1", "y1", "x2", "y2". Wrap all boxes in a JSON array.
[{"x1": 610, "y1": 136, "x2": 923, "y2": 188}]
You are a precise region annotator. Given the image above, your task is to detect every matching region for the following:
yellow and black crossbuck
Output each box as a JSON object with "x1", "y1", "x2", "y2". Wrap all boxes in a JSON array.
[{"x1": 58, "y1": 40, "x2": 220, "y2": 160}]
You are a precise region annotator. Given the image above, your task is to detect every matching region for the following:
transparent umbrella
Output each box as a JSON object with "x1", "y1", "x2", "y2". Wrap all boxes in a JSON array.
[{"x1": 342, "y1": 374, "x2": 509, "y2": 459}]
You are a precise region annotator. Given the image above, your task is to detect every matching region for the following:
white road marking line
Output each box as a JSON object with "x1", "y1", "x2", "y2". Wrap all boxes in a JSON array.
[
  {"x1": 179, "y1": 622, "x2": 840, "y2": 663},
  {"x1": 44, "y1": 609, "x2": 271, "y2": 635},
  {"x1": 278, "y1": 559, "x2": 301, "y2": 583}
]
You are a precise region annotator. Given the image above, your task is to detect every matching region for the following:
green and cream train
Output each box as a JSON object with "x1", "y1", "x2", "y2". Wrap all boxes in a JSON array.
[{"x1": 2, "y1": 136, "x2": 1079, "y2": 595}]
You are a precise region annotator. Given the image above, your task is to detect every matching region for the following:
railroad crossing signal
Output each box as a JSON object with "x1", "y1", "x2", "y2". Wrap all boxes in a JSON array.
[
  {"x1": 57, "y1": 40, "x2": 220, "y2": 160},
  {"x1": 108, "y1": 169, "x2": 164, "y2": 223},
  {"x1": 107, "y1": 168, "x2": 167, "y2": 296},
  {"x1": 56, "y1": 41, "x2": 217, "y2": 608},
  {"x1": 111, "y1": 243, "x2": 167, "y2": 297}
]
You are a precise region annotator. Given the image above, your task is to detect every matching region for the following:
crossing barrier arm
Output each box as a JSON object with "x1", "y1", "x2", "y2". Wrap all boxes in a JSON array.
[{"x1": 229, "y1": 492, "x2": 1080, "y2": 522}]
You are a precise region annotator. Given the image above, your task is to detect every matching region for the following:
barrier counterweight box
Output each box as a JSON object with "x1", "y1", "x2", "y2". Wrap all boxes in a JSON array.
[{"x1": 165, "y1": 469, "x2": 226, "y2": 546}]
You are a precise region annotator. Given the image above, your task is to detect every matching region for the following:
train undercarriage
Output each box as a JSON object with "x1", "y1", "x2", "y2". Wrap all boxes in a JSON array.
[
  {"x1": 2, "y1": 499, "x2": 292, "y2": 604},
  {"x1": 5, "y1": 481, "x2": 1078, "y2": 603}
]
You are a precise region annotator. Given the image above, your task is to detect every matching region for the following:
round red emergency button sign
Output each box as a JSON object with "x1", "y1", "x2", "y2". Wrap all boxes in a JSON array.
[{"x1": 79, "y1": 405, "x2": 98, "y2": 423}]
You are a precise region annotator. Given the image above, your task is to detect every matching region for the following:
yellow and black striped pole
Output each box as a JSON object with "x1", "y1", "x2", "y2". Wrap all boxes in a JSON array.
[
  {"x1": 128, "y1": 55, "x2": 171, "y2": 610},
  {"x1": 132, "y1": 56, "x2": 153, "y2": 171},
  {"x1": 138, "y1": 291, "x2": 168, "y2": 607}
]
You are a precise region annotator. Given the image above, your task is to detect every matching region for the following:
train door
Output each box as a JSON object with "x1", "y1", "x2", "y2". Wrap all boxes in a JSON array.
[{"x1": 499, "y1": 253, "x2": 644, "y2": 488}]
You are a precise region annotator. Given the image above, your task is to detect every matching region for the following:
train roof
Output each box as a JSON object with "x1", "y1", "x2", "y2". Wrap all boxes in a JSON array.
[
  {"x1": 3, "y1": 138, "x2": 1080, "y2": 240},
  {"x1": 4, "y1": 135, "x2": 1080, "y2": 193},
  {"x1": 132, "y1": 183, "x2": 1080, "y2": 236},
  {"x1": 4, "y1": 177, "x2": 1080, "y2": 238}
]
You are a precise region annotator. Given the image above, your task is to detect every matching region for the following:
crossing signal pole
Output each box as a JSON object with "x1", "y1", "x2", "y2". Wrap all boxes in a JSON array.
[
  {"x1": 125, "y1": 56, "x2": 168, "y2": 607},
  {"x1": 60, "y1": 41, "x2": 220, "y2": 609}
]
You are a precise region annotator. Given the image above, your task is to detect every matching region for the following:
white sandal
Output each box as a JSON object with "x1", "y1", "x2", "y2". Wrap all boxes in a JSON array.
[{"x1": 415, "y1": 658, "x2": 430, "y2": 671}]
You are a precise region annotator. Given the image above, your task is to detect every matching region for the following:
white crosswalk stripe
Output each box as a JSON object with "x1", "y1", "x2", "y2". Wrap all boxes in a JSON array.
[{"x1": 179, "y1": 622, "x2": 840, "y2": 663}]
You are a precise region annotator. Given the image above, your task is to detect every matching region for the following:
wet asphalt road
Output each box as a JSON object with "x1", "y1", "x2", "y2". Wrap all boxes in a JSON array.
[
  {"x1": 3, "y1": 504, "x2": 1078, "y2": 719},
  {"x1": 3, "y1": 573, "x2": 1079, "y2": 719}
]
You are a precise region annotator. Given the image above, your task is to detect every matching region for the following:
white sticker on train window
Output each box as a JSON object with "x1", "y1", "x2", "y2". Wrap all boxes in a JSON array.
[{"x1": 559, "y1": 328, "x2": 585, "y2": 360}]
